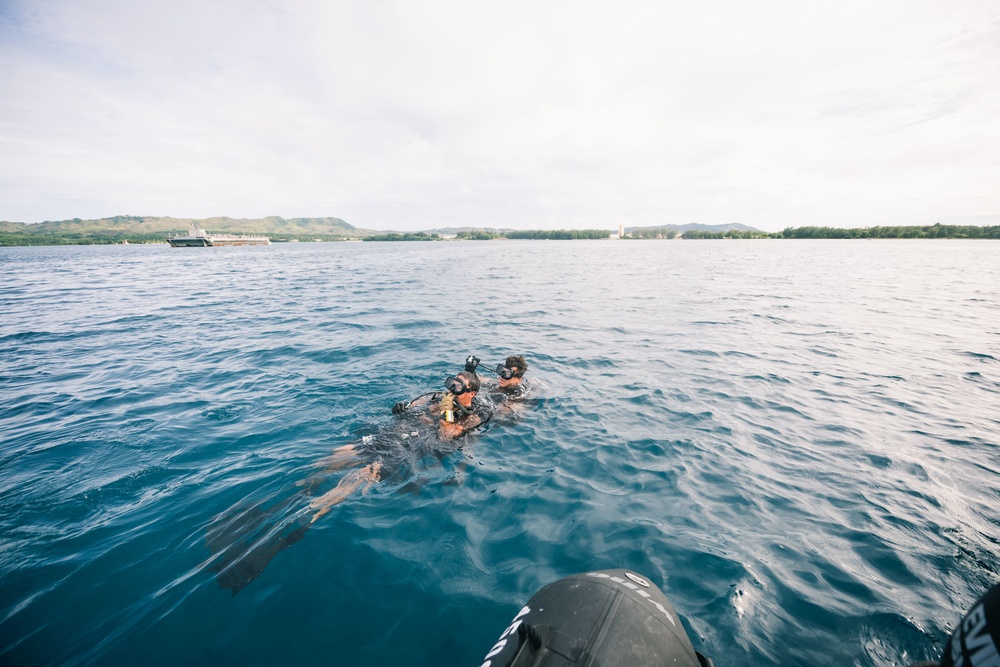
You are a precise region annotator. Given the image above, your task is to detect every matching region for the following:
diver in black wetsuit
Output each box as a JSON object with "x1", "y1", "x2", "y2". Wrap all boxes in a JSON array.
[
  {"x1": 308, "y1": 369, "x2": 492, "y2": 522},
  {"x1": 478, "y1": 355, "x2": 535, "y2": 422},
  {"x1": 209, "y1": 358, "x2": 519, "y2": 594},
  {"x1": 485, "y1": 355, "x2": 530, "y2": 398},
  {"x1": 393, "y1": 369, "x2": 493, "y2": 439}
]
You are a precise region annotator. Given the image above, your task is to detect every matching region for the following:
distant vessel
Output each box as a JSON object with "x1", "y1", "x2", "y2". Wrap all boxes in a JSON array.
[{"x1": 167, "y1": 226, "x2": 271, "y2": 247}]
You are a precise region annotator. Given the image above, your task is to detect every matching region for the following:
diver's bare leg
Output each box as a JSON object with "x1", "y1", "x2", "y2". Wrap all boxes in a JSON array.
[
  {"x1": 297, "y1": 447, "x2": 366, "y2": 493},
  {"x1": 309, "y1": 462, "x2": 382, "y2": 523},
  {"x1": 313, "y1": 444, "x2": 360, "y2": 470}
]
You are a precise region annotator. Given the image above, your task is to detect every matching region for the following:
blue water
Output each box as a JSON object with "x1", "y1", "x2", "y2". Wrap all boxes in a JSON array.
[{"x1": 1, "y1": 240, "x2": 998, "y2": 666}]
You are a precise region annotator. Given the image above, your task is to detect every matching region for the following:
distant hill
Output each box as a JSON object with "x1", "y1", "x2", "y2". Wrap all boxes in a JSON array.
[{"x1": 0, "y1": 215, "x2": 367, "y2": 244}]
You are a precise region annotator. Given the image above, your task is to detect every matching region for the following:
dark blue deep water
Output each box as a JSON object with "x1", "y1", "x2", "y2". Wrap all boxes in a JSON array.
[{"x1": 1, "y1": 240, "x2": 998, "y2": 666}]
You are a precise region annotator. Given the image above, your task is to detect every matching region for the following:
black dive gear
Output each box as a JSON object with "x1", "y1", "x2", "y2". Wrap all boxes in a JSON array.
[
  {"x1": 465, "y1": 355, "x2": 481, "y2": 373},
  {"x1": 496, "y1": 364, "x2": 515, "y2": 380},
  {"x1": 440, "y1": 392, "x2": 486, "y2": 424},
  {"x1": 450, "y1": 396, "x2": 474, "y2": 418}
]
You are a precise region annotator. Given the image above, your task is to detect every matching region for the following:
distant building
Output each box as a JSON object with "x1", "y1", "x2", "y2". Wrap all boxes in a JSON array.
[{"x1": 618, "y1": 223, "x2": 625, "y2": 239}]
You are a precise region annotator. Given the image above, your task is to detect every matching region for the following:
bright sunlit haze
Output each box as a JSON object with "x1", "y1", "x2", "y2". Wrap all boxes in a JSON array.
[{"x1": 1, "y1": 0, "x2": 998, "y2": 232}]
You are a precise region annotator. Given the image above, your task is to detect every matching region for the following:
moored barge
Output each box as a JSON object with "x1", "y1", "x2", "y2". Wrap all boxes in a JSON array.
[{"x1": 167, "y1": 226, "x2": 271, "y2": 247}]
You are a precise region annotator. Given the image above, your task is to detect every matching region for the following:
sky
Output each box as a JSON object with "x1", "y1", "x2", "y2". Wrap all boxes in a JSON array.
[{"x1": 1, "y1": 0, "x2": 998, "y2": 232}]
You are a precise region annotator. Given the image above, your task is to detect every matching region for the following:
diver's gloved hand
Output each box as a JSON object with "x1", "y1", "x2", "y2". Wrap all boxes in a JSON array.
[
  {"x1": 465, "y1": 355, "x2": 480, "y2": 373},
  {"x1": 439, "y1": 392, "x2": 456, "y2": 423},
  {"x1": 391, "y1": 401, "x2": 409, "y2": 415}
]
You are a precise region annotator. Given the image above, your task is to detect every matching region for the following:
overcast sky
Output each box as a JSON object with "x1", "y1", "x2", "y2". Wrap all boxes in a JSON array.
[{"x1": 1, "y1": 0, "x2": 998, "y2": 232}]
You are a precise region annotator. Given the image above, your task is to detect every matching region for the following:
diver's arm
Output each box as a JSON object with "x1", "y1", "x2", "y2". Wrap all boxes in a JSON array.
[
  {"x1": 439, "y1": 413, "x2": 482, "y2": 439},
  {"x1": 393, "y1": 392, "x2": 440, "y2": 414},
  {"x1": 438, "y1": 420, "x2": 465, "y2": 439},
  {"x1": 491, "y1": 401, "x2": 526, "y2": 418},
  {"x1": 410, "y1": 393, "x2": 439, "y2": 409}
]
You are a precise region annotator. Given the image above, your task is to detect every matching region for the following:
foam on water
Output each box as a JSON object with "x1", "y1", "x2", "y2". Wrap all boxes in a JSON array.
[{"x1": 1, "y1": 240, "x2": 998, "y2": 666}]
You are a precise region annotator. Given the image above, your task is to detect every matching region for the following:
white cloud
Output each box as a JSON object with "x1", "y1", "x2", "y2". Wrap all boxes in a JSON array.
[{"x1": 1, "y1": 0, "x2": 998, "y2": 230}]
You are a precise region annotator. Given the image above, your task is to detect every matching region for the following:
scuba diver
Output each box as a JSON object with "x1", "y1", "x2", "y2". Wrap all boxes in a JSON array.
[
  {"x1": 492, "y1": 355, "x2": 530, "y2": 396},
  {"x1": 391, "y1": 367, "x2": 493, "y2": 438},
  {"x1": 207, "y1": 356, "x2": 529, "y2": 594},
  {"x1": 307, "y1": 368, "x2": 492, "y2": 522},
  {"x1": 307, "y1": 355, "x2": 534, "y2": 522},
  {"x1": 469, "y1": 354, "x2": 534, "y2": 420}
]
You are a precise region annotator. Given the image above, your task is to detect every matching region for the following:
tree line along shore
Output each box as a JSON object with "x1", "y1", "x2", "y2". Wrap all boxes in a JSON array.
[
  {"x1": 1, "y1": 223, "x2": 997, "y2": 246},
  {"x1": 622, "y1": 223, "x2": 999, "y2": 240}
]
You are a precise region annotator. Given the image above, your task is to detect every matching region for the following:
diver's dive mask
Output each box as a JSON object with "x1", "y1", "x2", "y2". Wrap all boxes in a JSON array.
[
  {"x1": 444, "y1": 375, "x2": 472, "y2": 395},
  {"x1": 496, "y1": 364, "x2": 516, "y2": 380}
]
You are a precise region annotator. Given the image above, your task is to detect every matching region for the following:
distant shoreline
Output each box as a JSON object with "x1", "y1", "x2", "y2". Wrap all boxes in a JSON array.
[{"x1": 1, "y1": 220, "x2": 997, "y2": 246}]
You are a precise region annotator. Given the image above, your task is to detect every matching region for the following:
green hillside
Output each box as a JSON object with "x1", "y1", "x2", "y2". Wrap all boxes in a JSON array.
[{"x1": 0, "y1": 215, "x2": 366, "y2": 245}]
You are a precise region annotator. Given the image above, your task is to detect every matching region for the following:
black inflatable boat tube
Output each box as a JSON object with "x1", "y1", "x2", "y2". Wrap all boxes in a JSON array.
[{"x1": 480, "y1": 569, "x2": 712, "y2": 667}]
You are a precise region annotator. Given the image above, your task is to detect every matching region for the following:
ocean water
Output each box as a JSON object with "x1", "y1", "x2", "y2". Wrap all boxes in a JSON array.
[{"x1": 1, "y1": 239, "x2": 998, "y2": 666}]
